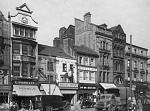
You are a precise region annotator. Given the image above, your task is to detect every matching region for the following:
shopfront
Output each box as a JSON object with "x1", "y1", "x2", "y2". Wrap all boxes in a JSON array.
[
  {"x1": 78, "y1": 83, "x2": 97, "y2": 102},
  {"x1": 58, "y1": 82, "x2": 78, "y2": 105},
  {"x1": 12, "y1": 80, "x2": 42, "y2": 110}
]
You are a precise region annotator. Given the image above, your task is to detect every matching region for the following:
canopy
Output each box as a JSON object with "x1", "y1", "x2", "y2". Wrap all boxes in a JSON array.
[
  {"x1": 99, "y1": 83, "x2": 118, "y2": 90},
  {"x1": 41, "y1": 84, "x2": 63, "y2": 96},
  {"x1": 13, "y1": 85, "x2": 42, "y2": 96}
]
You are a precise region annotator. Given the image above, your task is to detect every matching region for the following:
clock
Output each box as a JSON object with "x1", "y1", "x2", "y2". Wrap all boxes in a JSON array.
[{"x1": 21, "y1": 17, "x2": 28, "y2": 24}]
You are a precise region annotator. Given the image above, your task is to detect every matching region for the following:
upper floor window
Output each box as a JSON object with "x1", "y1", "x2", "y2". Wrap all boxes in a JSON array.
[
  {"x1": 13, "y1": 25, "x2": 35, "y2": 39},
  {"x1": 13, "y1": 43, "x2": 20, "y2": 54},
  {"x1": 79, "y1": 57, "x2": 83, "y2": 64},
  {"x1": 90, "y1": 58, "x2": 95, "y2": 66},
  {"x1": 84, "y1": 57, "x2": 88, "y2": 65},
  {"x1": 22, "y1": 44, "x2": 28, "y2": 55},
  {"x1": 134, "y1": 48, "x2": 136, "y2": 53},
  {"x1": 70, "y1": 64, "x2": 74, "y2": 72},
  {"x1": 83, "y1": 71, "x2": 88, "y2": 80},
  {"x1": 140, "y1": 62, "x2": 144, "y2": 69},
  {"x1": 141, "y1": 51, "x2": 143, "y2": 55},
  {"x1": 47, "y1": 61, "x2": 54, "y2": 71},
  {"x1": 127, "y1": 59, "x2": 130, "y2": 67},
  {"x1": 22, "y1": 62, "x2": 28, "y2": 77},
  {"x1": 134, "y1": 61, "x2": 137, "y2": 68},
  {"x1": 63, "y1": 63, "x2": 67, "y2": 72},
  {"x1": 13, "y1": 62, "x2": 20, "y2": 76}
]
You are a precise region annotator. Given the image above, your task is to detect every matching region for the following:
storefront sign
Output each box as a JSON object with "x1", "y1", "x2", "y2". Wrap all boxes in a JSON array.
[
  {"x1": 58, "y1": 82, "x2": 78, "y2": 89},
  {"x1": 78, "y1": 66, "x2": 97, "y2": 71},
  {"x1": 0, "y1": 85, "x2": 11, "y2": 90},
  {"x1": 79, "y1": 86, "x2": 96, "y2": 90},
  {"x1": 14, "y1": 81, "x2": 36, "y2": 85}
]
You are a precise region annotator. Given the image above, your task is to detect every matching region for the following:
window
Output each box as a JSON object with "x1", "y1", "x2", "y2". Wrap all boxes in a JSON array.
[
  {"x1": 20, "y1": 27, "x2": 24, "y2": 36},
  {"x1": 128, "y1": 73, "x2": 130, "y2": 80},
  {"x1": 13, "y1": 43, "x2": 20, "y2": 54},
  {"x1": 141, "y1": 62, "x2": 144, "y2": 69},
  {"x1": 63, "y1": 63, "x2": 67, "y2": 72},
  {"x1": 141, "y1": 51, "x2": 143, "y2": 55},
  {"x1": 107, "y1": 72, "x2": 109, "y2": 82},
  {"x1": 14, "y1": 26, "x2": 19, "y2": 35},
  {"x1": 127, "y1": 59, "x2": 130, "y2": 67},
  {"x1": 79, "y1": 57, "x2": 83, "y2": 64},
  {"x1": 90, "y1": 58, "x2": 95, "y2": 66},
  {"x1": 134, "y1": 49, "x2": 136, "y2": 53},
  {"x1": 22, "y1": 44, "x2": 28, "y2": 55},
  {"x1": 84, "y1": 57, "x2": 88, "y2": 65},
  {"x1": 29, "y1": 46, "x2": 34, "y2": 56},
  {"x1": 89, "y1": 71, "x2": 95, "y2": 81},
  {"x1": 22, "y1": 62, "x2": 28, "y2": 77},
  {"x1": 103, "y1": 72, "x2": 106, "y2": 82},
  {"x1": 30, "y1": 30, "x2": 34, "y2": 38},
  {"x1": 70, "y1": 64, "x2": 74, "y2": 72},
  {"x1": 134, "y1": 61, "x2": 137, "y2": 68},
  {"x1": 30, "y1": 64, "x2": 35, "y2": 77},
  {"x1": 25, "y1": 28, "x2": 29, "y2": 37},
  {"x1": 141, "y1": 74, "x2": 144, "y2": 82},
  {"x1": 0, "y1": 93, "x2": 8, "y2": 104},
  {"x1": 134, "y1": 74, "x2": 136, "y2": 81},
  {"x1": 47, "y1": 61, "x2": 54, "y2": 71},
  {"x1": 78, "y1": 70, "x2": 83, "y2": 80},
  {"x1": 13, "y1": 63, "x2": 20, "y2": 76},
  {"x1": 83, "y1": 71, "x2": 88, "y2": 80}
]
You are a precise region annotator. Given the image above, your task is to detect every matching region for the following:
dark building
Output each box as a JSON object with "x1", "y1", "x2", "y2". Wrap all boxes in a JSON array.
[
  {"x1": 0, "y1": 11, "x2": 11, "y2": 105},
  {"x1": 109, "y1": 25, "x2": 126, "y2": 86}
]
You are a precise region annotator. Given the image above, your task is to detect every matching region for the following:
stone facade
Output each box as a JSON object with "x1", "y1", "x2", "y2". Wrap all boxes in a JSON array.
[
  {"x1": 75, "y1": 12, "x2": 113, "y2": 83},
  {"x1": 125, "y1": 43, "x2": 148, "y2": 82}
]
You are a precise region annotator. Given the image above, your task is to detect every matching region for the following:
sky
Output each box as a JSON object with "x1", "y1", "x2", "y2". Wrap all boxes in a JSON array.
[{"x1": 0, "y1": 0, "x2": 150, "y2": 53}]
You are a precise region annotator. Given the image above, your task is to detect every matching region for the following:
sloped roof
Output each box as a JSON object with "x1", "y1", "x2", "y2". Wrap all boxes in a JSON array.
[
  {"x1": 109, "y1": 25, "x2": 125, "y2": 34},
  {"x1": 109, "y1": 26, "x2": 117, "y2": 31},
  {"x1": 74, "y1": 45, "x2": 99, "y2": 57},
  {"x1": 38, "y1": 44, "x2": 75, "y2": 60},
  {"x1": 16, "y1": 3, "x2": 33, "y2": 14}
]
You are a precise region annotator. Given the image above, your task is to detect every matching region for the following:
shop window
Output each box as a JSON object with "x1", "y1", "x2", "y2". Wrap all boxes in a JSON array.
[
  {"x1": 0, "y1": 93, "x2": 8, "y2": 104},
  {"x1": 22, "y1": 44, "x2": 28, "y2": 55},
  {"x1": 22, "y1": 62, "x2": 28, "y2": 77},
  {"x1": 13, "y1": 43, "x2": 20, "y2": 54},
  {"x1": 63, "y1": 63, "x2": 67, "y2": 72},
  {"x1": 13, "y1": 63, "x2": 20, "y2": 76},
  {"x1": 47, "y1": 61, "x2": 54, "y2": 71},
  {"x1": 78, "y1": 70, "x2": 83, "y2": 80}
]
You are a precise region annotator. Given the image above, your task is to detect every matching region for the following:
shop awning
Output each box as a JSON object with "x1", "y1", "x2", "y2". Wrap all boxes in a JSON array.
[
  {"x1": 40, "y1": 84, "x2": 63, "y2": 96},
  {"x1": 13, "y1": 85, "x2": 42, "y2": 96},
  {"x1": 99, "y1": 83, "x2": 118, "y2": 90}
]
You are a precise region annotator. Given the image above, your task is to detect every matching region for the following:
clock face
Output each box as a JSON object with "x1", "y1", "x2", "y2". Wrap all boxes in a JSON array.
[
  {"x1": 113, "y1": 76, "x2": 124, "y2": 85},
  {"x1": 21, "y1": 17, "x2": 28, "y2": 24}
]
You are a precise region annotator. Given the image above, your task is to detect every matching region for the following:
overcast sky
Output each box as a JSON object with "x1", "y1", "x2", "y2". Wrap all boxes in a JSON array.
[{"x1": 0, "y1": 0, "x2": 150, "y2": 53}]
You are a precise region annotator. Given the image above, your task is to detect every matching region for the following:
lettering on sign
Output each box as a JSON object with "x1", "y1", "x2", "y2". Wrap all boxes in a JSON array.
[
  {"x1": 0, "y1": 85, "x2": 11, "y2": 90},
  {"x1": 59, "y1": 83, "x2": 78, "y2": 88},
  {"x1": 14, "y1": 81, "x2": 36, "y2": 85}
]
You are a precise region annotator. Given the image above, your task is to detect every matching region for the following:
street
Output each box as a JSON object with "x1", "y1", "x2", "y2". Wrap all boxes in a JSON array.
[{"x1": 81, "y1": 108, "x2": 95, "y2": 111}]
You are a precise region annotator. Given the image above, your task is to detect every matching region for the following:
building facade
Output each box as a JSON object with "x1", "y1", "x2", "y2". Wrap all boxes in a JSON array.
[
  {"x1": 110, "y1": 25, "x2": 126, "y2": 86},
  {"x1": 0, "y1": 11, "x2": 10, "y2": 105},
  {"x1": 38, "y1": 44, "x2": 78, "y2": 105},
  {"x1": 75, "y1": 12, "x2": 113, "y2": 83},
  {"x1": 125, "y1": 43, "x2": 149, "y2": 96},
  {"x1": 9, "y1": 3, "x2": 41, "y2": 109},
  {"x1": 74, "y1": 45, "x2": 99, "y2": 101}
]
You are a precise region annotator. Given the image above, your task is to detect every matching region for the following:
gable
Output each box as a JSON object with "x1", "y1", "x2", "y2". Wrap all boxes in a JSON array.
[{"x1": 16, "y1": 3, "x2": 33, "y2": 14}]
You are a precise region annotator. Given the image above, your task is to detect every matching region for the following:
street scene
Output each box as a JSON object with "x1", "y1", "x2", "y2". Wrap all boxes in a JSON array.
[{"x1": 0, "y1": 0, "x2": 150, "y2": 111}]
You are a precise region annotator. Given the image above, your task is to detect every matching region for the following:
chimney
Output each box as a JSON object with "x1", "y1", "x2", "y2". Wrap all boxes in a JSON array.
[
  {"x1": 59, "y1": 27, "x2": 66, "y2": 38},
  {"x1": 84, "y1": 12, "x2": 91, "y2": 24}
]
